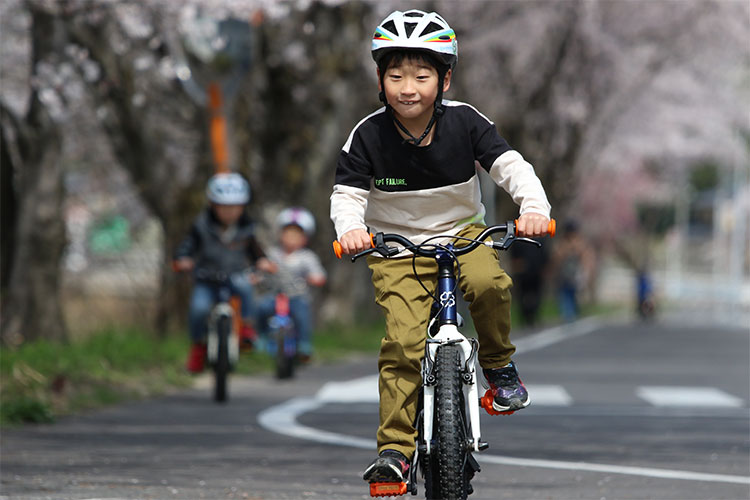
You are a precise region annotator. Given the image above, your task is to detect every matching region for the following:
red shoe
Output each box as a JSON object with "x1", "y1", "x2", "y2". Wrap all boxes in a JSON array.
[
  {"x1": 186, "y1": 343, "x2": 207, "y2": 373},
  {"x1": 239, "y1": 323, "x2": 257, "y2": 351}
]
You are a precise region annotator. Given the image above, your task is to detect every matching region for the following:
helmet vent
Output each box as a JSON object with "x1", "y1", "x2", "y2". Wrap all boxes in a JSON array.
[
  {"x1": 404, "y1": 22, "x2": 417, "y2": 37},
  {"x1": 381, "y1": 20, "x2": 397, "y2": 35},
  {"x1": 421, "y1": 22, "x2": 444, "y2": 37},
  {"x1": 404, "y1": 11, "x2": 423, "y2": 17}
]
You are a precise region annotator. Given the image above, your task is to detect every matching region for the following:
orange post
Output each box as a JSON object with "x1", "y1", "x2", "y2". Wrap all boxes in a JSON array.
[{"x1": 208, "y1": 82, "x2": 229, "y2": 174}]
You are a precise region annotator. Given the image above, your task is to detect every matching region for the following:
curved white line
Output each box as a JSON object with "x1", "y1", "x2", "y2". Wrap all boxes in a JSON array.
[
  {"x1": 257, "y1": 396, "x2": 376, "y2": 449},
  {"x1": 257, "y1": 398, "x2": 749, "y2": 485},
  {"x1": 257, "y1": 318, "x2": 750, "y2": 485}
]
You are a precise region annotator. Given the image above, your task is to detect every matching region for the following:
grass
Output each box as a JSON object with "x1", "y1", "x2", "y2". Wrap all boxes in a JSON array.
[
  {"x1": 313, "y1": 320, "x2": 386, "y2": 360},
  {"x1": 1, "y1": 298, "x2": 622, "y2": 426},
  {"x1": 0, "y1": 328, "x2": 192, "y2": 426},
  {"x1": 0, "y1": 321, "x2": 387, "y2": 426}
]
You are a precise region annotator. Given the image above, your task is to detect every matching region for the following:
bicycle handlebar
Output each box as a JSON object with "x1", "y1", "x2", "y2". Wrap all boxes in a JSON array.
[{"x1": 333, "y1": 219, "x2": 555, "y2": 261}]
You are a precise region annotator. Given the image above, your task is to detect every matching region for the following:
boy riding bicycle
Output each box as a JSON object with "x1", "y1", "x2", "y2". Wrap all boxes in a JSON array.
[
  {"x1": 255, "y1": 207, "x2": 327, "y2": 362},
  {"x1": 174, "y1": 173, "x2": 276, "y2": 373},
  {"x1": 329, "y1": 10, "x2": 552, "y2": 484}
]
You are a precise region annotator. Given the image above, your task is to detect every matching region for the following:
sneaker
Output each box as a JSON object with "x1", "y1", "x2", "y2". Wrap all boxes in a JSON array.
[
  {"x1": 186, "y1": 343, "x2": 207, "y2": 373},
  {"x1": 362, "y1": 450, "x2": 410, "y2": 483},
  {"x1": 483, "y1": 361, "x2": 530, "y2": 412},
  {"x1": 239, "y1": 323, "x2": 257, "y2": 351}
]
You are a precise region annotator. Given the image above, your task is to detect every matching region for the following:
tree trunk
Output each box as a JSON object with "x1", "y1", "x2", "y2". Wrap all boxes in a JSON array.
[
  {"x1": 0, "y1": 6, "x2": 67, "y2": 345},
  {"x1": 1, "y1": 122, "x2": 18, "y2": 293}
]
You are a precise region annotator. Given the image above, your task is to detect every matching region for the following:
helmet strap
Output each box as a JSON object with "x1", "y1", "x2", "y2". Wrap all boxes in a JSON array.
[{"x1": 380, "y1": 66, "x2": 448, "y2": 147}]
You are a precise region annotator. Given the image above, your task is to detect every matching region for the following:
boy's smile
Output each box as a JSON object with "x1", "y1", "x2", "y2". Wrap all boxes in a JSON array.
[{"x1": 379, "y1": 58, "x2": 451, "y2": 141}]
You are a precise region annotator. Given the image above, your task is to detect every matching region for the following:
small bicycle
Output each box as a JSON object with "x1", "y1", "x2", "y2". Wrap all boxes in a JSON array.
[
  {"x1": 334, "y1": 220, "x2": 555, "y2": 499},
  {"x1": 193, "y1": 269, "x2": 242, "y2": 403},
  {"x1": 268, "y1": 292, "x2": 299, "y2": 379}
]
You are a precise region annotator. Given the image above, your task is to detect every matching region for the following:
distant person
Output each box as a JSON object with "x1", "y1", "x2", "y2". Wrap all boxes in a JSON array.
[
  {"x1": 173, "y1": 173, "x2": 276, "y2": 373},
  {"x1": 551, "y1": 220, "x2": 595, "y2": 322},
  {"x1": 509, "y1": 238, "x2": 550, "y2": 326},
  {"x1": 636, "y1": 268, "x2": 655, "y2": 319},
  {"x1": 330, "y1": 9, "x2": 553, "y2": 485},
  {"x1": 255, "y1": 207, "x2": 327, "y2": 362}
]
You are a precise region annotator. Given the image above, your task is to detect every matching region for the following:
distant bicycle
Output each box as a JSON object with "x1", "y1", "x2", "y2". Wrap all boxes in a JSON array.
[
  {"x1": 175, "y1": 267, "x2": 241, "y2": 403},
  {"x1": 267, "y1": 292, "x2": 299, "y2": 379},
  {"x1": 334, "y1": 219, "x2": 555, "y2": 499}
]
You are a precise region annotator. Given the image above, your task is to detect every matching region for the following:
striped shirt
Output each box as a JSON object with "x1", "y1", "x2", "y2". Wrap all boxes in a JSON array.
[{"x1": 266, "y1": 246, "x2": 326, "y2": 297}]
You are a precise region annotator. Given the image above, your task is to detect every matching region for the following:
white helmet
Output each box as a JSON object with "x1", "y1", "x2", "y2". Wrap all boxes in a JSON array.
[
  {"x1": 371, "y1": 10, "x2": 457, "y2": 68},
  {"x1": 276, "y1": 207, "x2": 316, "y2": 237},
  {"x1": 206, "y1": 172, "x2": 250, "y2": 205}
]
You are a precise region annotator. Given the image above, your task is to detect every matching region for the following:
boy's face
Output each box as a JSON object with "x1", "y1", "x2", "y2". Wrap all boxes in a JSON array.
[
  {"x1": 378, "y1": 57, "x2": 452, "y2": 124},
  {"x1": 279, "y1": 225, "x2": 308, "y2": 253},
  {"x1": 211, "y1": 203, "x2": 244, "y2": 226}
]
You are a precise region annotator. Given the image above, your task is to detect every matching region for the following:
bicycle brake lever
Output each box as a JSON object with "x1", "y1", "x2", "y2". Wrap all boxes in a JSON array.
[
  {"x1": 376, "y1": 245, "x2": 400, "y2": 258},
  {"x1": 373, "y1": 233, "x2": 399, "y2": 258},
  {"x1": 350, "y1": 248, "x2": 376, "y2": 262},
  {"x1": 491, "y1": 236, "x2": 541, "y2": 250},
  {"x1": 514, "y1": 237, "x2": 542, "y2": 247}
]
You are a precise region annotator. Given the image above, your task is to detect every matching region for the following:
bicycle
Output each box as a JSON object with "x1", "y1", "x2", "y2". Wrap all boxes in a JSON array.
[
  {"x1": 333, "y1": 219, "x2": 555, "y2": 499},
  {"x1": 180, "y1": 268, "x2": 242, "y2": 403},
  {"x1": 267, "y1": 292, "x2": 299, "y2": 379}
]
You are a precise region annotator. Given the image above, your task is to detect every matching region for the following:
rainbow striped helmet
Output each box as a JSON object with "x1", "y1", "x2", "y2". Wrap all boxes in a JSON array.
[{"x1": 371, "y1": 10, "x2": 457, "y2": 68}]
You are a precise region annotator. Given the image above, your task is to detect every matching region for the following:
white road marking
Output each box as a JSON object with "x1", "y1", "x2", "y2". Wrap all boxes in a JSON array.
[
  {"x1": 637, "y1": 386, "x2": 744, "y2": 407},
  {"x1": 257, "y1": 397, "x2": 375, "y2": 449},
  {"x1": 476, "y1": 455, "x2": 750, "y2": 485},
  {"x1": 257, "y1": 395, "x2": 750, "y2": 485},
  {"x1": 525, "y1": 384, "x2": 573, "y2": 406},
  {"x1": 315, "y1": 376, "x2": 574, "y2": 407},
  {"x1": 316, "y1": 375, "x2": 378, "y2": 403},
  {"x1": 257, "y1": 317, "x2": 750, "y2": 485},
  {"x1": 513, "y1": 316, "x2": 606, "y2": 354}
]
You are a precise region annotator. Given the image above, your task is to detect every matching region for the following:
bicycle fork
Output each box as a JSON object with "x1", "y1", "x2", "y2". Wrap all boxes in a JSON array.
[
  {"x1": 421, "y1": 329, "x2": 486, "y2": 455},
  {"x1": 207, "y1": 303, "x2": 239, "y2": 366}
]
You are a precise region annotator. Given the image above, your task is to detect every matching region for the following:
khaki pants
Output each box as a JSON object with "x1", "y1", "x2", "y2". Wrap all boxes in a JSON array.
[{"x1": 366, "y1": 224, "x2": 514, "y2": 459}]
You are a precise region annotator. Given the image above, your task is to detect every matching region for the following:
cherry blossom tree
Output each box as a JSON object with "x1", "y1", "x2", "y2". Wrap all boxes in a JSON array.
[{"x1": 2, "y1": 0, "x2": 747, "y2": 340}]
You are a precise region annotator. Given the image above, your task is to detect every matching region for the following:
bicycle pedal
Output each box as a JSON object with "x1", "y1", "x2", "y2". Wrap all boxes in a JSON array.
[
  {"x1": 480, "y1": 389, "x2": 516, "y2": 416},
  {"x1": 370, "y1": 482, "x2": 407, "y2": 497}
]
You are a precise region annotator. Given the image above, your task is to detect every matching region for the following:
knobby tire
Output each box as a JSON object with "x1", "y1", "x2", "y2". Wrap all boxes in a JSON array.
[{"x1": 432, "y1": 344, "x2": 469, "y2": 499}]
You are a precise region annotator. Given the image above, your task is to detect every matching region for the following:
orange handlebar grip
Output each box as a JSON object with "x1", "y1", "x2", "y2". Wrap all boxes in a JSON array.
[
  {"x1": 332, "y1": 234, "x2": 377, "y2": 260},
  {"x1": 332, "y1": 241, "x2": 343, "y2": 259},
  {"x1": 514, "y1": 218, "x2": 556, "y2": 237}
]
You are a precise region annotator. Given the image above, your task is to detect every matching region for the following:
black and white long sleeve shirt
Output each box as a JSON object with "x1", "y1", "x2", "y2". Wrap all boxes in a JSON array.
[{"x1": 330, "y1": 100, "x2": 551, "y2": 250}]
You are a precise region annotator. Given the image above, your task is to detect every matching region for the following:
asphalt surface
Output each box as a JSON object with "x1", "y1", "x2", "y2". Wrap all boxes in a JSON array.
[{"x1": 1, "y1": 315, "x2": 748, "y2": 500}]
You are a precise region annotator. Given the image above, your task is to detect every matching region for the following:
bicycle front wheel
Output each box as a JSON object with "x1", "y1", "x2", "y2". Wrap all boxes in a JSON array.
[
  {"x1": 275, "y1": 326, "x2": 296, "y2": 379},
  {"x1": 214, "y1": 315, "x2": 230, "y2": 402},
  {"x1": 433, "y1": 344, "x2": 469, "y2": 499}
]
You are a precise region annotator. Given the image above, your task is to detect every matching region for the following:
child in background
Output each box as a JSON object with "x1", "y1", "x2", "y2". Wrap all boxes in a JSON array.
[
  {"x1": 173, "y1": 173, "x2": 276, "y2": 373},
  {"x1": 255, "y1": 207, "x2": 327, "y2": 361}
]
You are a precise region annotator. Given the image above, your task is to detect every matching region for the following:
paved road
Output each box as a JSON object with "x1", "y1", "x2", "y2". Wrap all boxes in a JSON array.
[{"x1": 2, "y1": 316, "x2": 748, "y2": 500}]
